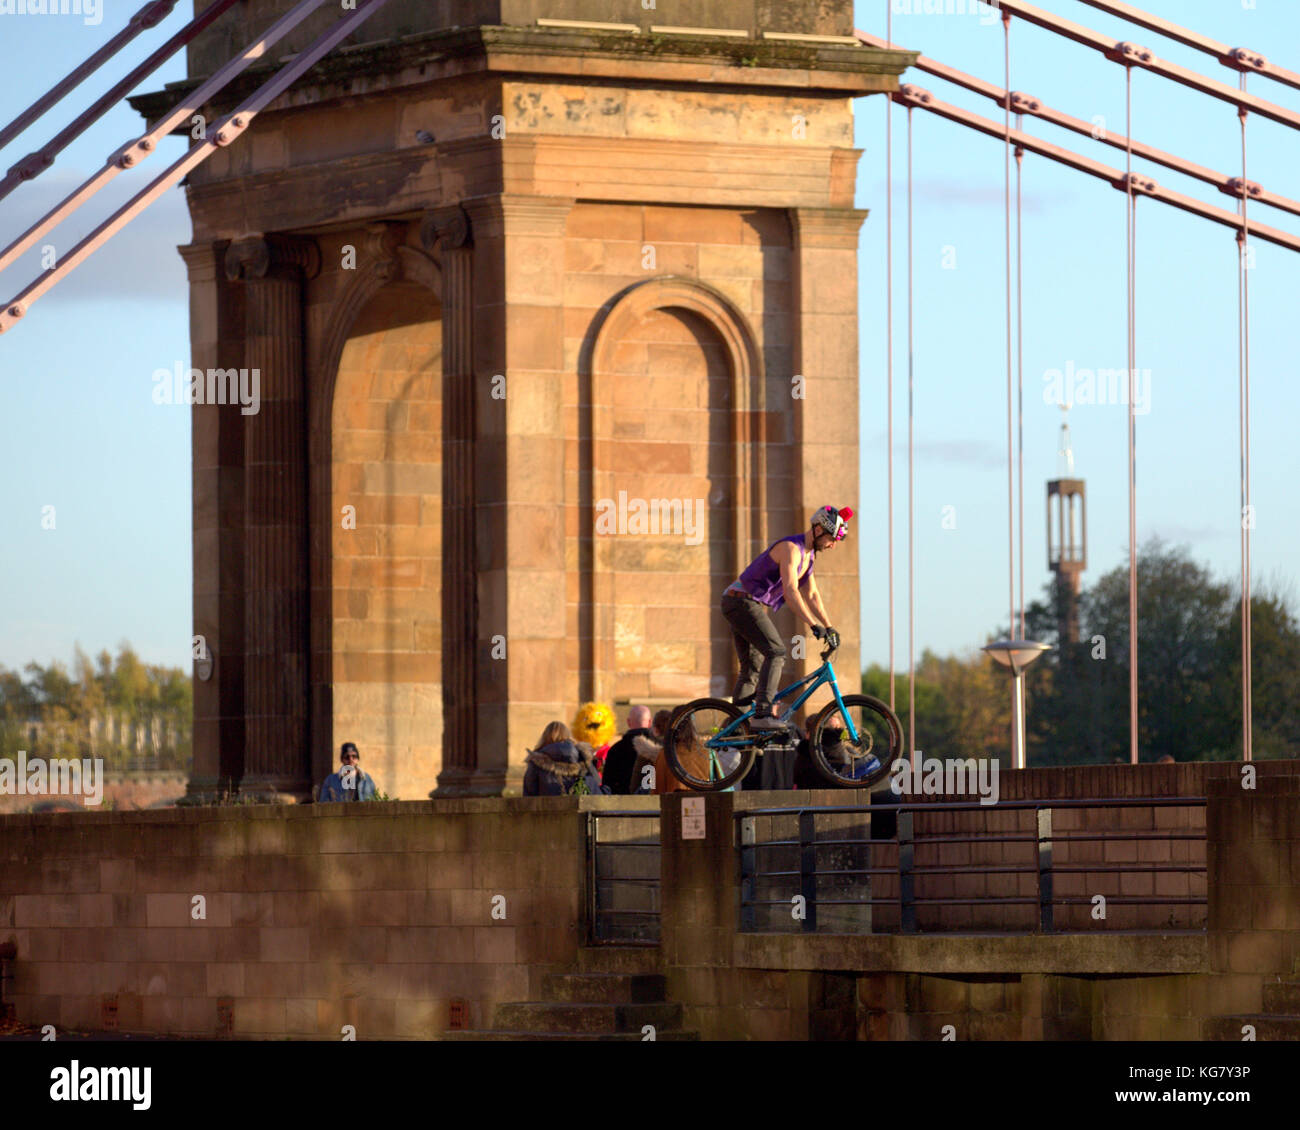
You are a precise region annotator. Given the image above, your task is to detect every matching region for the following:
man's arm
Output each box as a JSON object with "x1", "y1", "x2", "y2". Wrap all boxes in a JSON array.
[
  {"x1": 801, "y1": 571, "x2": 832, "y2": 629},
  {"x1": 772, "y1": 541, "x2": 822, "y2": 628}
]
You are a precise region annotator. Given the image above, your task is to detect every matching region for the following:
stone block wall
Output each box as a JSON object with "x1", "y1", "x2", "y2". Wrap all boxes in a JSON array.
[
  {"x1": 0, "y1": 801, "x2": 587, "y2": 1038},
  {"x1": 328, "y1": 285, "x2": 445, "y2": 802}
]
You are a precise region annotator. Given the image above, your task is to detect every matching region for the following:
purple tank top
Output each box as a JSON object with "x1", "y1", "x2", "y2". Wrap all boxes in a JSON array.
[{"x1": 735, "y1": 535, "x2": 814, "y2": 610}]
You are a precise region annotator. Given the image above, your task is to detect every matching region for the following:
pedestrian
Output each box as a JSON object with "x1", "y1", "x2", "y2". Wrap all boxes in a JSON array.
[
  {"x1": 523, "y1": 722, "x2": 605, "y2": 796},
  {"x1": 319, "y1": 742, "x2": 376, "y2": 802},
  {"x1": 601, "y1": 705, "x2": 653, "y2": 795}
]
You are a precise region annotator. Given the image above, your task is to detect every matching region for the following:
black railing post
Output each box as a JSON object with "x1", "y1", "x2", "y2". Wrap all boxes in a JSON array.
[
  {"x1": 798, "y1": 809, "x2": 818, "y2": 932},
  {"x1": 1037, "y1": 807, "x2": 1054, "y2": 933},
  {"x1": 585, "y1": 811, "x2": 597, "y2": 944},
  {"x1": 739, "y1": 815, "x2": 756, "y2": 932},
  {"x1": 899, "y1": 809, "x2": 916, "y2": 934}
]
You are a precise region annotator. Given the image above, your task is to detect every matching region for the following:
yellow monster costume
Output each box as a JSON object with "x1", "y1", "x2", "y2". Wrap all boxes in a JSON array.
[{"x1": 572, "y1": 701, "x2": 616, "y2": 768}]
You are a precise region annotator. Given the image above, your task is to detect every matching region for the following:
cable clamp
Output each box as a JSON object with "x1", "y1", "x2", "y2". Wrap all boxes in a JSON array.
[{"x1": 1108, "y1": 41, "x2": 1154, "y2": 66}]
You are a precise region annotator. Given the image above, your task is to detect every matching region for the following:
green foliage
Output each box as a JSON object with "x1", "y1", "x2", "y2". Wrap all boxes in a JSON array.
[
  {"x1": 864, "y1": 649, "x2": 1010, "y2": 763},
  {"x1": 0, "y1": 643, "x2": 192, "y2": 772},
  {"x1": 881, "y1": 539, "x2": 1300, "y2": 766}
]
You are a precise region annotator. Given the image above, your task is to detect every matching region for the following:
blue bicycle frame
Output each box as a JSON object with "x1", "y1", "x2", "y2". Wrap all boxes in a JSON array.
[{"x1": 704, "y1": 656, "x2": 861, "y2": 770}]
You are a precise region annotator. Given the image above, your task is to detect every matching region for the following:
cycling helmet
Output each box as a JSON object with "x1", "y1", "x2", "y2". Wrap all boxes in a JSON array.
[{"x1": 812, "y1": 505, "x2": 854, "y2": 541}]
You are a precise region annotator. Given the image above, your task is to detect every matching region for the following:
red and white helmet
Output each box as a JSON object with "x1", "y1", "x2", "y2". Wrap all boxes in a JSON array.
[{"x1": 812, "y1": 505, "x2": 854, "y2": 541}]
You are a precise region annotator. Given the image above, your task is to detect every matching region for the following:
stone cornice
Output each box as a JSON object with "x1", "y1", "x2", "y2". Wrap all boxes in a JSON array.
[
  {"x1": 177, "y1": 241, "x2": 223, "y2": 284},
  {"x1": 461, "y1": 194, "x2": 574, "y2": 239},
  {"x1": 129, "y1": 25, "x2": 917, "y2": 129},
  {"x1": 790, "y1": 206, "x2": 870, "y2": 248},
  {"x1": 183, "y1": 139, "x2": 859, "y2": 238}
]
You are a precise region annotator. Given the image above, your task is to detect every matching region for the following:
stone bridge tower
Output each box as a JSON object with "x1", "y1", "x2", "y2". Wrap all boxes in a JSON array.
[{"x1": 136, "y1": 0, "x2": 912, "y2": 798}]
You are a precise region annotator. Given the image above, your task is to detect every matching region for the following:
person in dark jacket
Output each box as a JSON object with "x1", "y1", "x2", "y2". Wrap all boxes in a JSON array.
[
  {"x1": 522, "y1": 721, "x2": 605, "y2": 796},
  {"x1": 601, "y1": 705, "x2": 653, "y2": 795}
]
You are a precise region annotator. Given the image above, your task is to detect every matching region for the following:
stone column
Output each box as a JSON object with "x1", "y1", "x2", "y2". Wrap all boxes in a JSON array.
[
  {"x1": 180, "y1": 240, "x2": 244, "y2": 796},
  {"x1": 790, "y1": 208, "x2": 866, "y2": 718},
  {"x1": 224, "y1": 234, "x2": 320, "y2": 796},
  {"x1": 421, "y1": 206, "x2": 480, "y2": 796},
  {"x1": 463, "y1": 194, "x2": 574, "y2": 793}
]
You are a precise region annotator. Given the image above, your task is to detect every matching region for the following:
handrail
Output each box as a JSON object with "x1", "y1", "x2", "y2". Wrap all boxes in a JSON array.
[
  {"x1": 1078, "y1": 0, "x2": 1300, "y2": 93},
  {"x1": 994, "y1": 0, "x2": 1300, "y2": 132},
  {"x1": 888, "y1": 83, "x2": 1300, "y2": 255},
  {"x1": 855, "y1": 30, "x2": 1300, "y2": 221},
  {"x1": 0, "y1": 0, "x2": 394, "y2": 336},
  {"x1": 0, "y1": 0, "x2": 335, "y2": 282},
  {"x1": 0, "y1": 0, "x2": 244, "y2": 204},
  {"x1": 738, "y1": 796, "x2": 1207, "y2": 934},
  {"x1": 0, "y1": 0, "x2": 179, "y2": 152},
  {"x1": 736, "y1": 796, "x2": 1206, "y2": 817}
]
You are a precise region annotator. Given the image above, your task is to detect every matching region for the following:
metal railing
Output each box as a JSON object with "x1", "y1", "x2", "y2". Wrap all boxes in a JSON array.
[
  {"x1": 737, "y1": 797, "x2": 1207, "y2": 935},
  {"x1": 586, "y1": 810, "x2": 661, "y2": 945}
]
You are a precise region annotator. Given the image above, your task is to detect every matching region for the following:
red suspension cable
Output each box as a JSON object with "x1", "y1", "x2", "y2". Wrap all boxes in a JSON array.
[
  {"x1": 907, "y1": 104, "x2": 916, "y2": 775},
  {"x1": 886, "y1": 0, "x2": 896, "y2": 716},
  {"x1": 1238, "y1": 74, "x2": 1254, "y2": 763},
  {"x1": 1003, "y1": 11, "x2": 1016, "y2": 646},
  {"x1": 1126, "y1": 65, "x2": 1139, "y2": 766}
]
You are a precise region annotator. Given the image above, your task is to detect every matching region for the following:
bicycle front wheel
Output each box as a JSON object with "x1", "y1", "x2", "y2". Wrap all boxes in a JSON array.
[
  {"x1": 664, "y1": 698, "x2": 755, "y2": 791},
  {"x1": 809, "y1": 694, "x2": 903, "y2": 789}
]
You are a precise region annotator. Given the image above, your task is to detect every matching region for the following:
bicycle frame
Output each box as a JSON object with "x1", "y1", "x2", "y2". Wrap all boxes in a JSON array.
[{"x1": 705, "y1": 653, "x2": 861, "y2": 760}]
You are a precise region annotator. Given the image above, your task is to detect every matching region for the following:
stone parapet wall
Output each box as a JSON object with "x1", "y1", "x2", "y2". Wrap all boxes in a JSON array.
[
  {"x1": 5, "y1": 768, "x2": 1295, "y2": 1039},
  {"x1": 0, "y1": 798, "x2": 625, "y2": 1038}
]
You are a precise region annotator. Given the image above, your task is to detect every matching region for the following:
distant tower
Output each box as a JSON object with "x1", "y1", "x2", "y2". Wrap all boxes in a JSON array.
[{"x1": 1046, "y1": 404, "x2": 1086, "y2": 644}]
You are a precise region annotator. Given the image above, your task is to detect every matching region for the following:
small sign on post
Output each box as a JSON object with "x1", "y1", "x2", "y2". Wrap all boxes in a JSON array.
[{"x1": 681, "y1": 796, "x2": 706, "y2": 839}]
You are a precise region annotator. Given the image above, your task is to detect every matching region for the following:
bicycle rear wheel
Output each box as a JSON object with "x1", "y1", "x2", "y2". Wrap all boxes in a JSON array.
[
  {"x1": 664, "y1": 698, "x2": 755, "y2": 791},
  {"x1": 809, "y1": 694, "x2": 903, "y2": 789}
]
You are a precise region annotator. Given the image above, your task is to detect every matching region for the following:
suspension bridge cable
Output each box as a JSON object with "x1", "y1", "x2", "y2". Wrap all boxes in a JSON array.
[
  {"x1": 1016, "y1": 130, "x2": 1026, "y2": 642},
  {"x1": 1238, "y1": 73, "x2": 1254, "y2": 763},
  {"x1": 886, "y1": 1, "x2": 896, "y2": 716},
  {"x1": 1003, "y1": 11, "x2": 1016, "y2": 644},
  {"x1": 907, "y1": 103, "x2": 916, "y2": 774},
  {"x1": 1126, "y1": 64, "x2": 1139, "y2": 766}
]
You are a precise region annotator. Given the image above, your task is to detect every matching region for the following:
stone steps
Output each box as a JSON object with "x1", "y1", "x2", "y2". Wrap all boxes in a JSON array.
[
  {"x1": 448, "y1": 947, "x2": 699, "y2": 1041},
  {"x1": 575, "y1": 945, "x2": 663, "y2": 975},
  {"x1": 494, "y1": 1000, "x2": 683, "y2": 1034},
  {"x1": 443, "y1": 1028, "x2": 697, "y2": 1041},
  {"x1": 541, "y1": 972, "x2": 667, "y2": 1004},
  {"x1": 1204, "y1": 979, "x2": 1300, "y2": 1041},
  {"x1": 1203, "y1": 1014, "x2": 1300, "y2": 1041},
  {"x1": 1263, "y1": 981, "x2": 1300, "y2": 1014}
]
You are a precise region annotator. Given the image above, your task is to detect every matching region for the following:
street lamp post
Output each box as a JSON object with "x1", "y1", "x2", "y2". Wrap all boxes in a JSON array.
[{"x1": 982, "y1": 639, "x2": 1051, "y2": 770}]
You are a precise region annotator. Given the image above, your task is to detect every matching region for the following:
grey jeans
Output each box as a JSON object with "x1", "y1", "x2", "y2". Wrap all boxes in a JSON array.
[{"x1": 721, "y1": 590, "x2": 787, "y2": 711}]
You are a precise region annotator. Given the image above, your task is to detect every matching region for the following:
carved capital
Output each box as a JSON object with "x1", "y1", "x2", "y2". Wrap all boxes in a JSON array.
[
  {"x1": 419, "y1": 205, "x2": 472, "y2": 258},
  {"x1": 366, "y1": 222, "x2": 408, "y2": 283},
  {"x1": 224, "y1": 233, "x2": 322, "y2": 283}
]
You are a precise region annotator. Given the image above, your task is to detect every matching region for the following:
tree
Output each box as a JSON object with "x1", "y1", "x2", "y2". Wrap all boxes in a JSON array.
[{"x1": 1214, "y1": 585, "x2": 1300, "y2": 760}]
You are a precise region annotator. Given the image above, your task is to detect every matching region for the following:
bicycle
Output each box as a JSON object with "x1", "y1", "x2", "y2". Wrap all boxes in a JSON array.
[{"x1": 663, "y1": 641, "x2": 904, "y2": 791}]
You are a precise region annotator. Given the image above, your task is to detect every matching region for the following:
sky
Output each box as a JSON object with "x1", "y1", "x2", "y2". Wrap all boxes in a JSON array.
[{"x1": 0, "y1": 0, "x2": 1296, "y2": 677}]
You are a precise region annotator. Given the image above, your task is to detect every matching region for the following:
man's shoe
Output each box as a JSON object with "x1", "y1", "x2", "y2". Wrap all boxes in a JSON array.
[{"x1": 749, "y1": 713, "x2": 790, "y2": 731}]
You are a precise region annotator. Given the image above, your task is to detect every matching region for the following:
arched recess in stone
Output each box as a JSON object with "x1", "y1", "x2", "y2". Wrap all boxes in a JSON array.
[
  {"x1": 584, "y1": 276, "x2": 767, "y2": 705},
  {"x1": 309, "y1": 242, "x2": 444, "y2": 800}
]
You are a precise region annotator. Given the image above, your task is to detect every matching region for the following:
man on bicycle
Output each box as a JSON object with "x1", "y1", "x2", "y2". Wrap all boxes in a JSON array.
[{"x1": 721, "y1": 505, "x2": 852, "y2": 730}]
